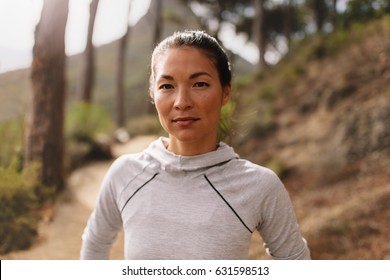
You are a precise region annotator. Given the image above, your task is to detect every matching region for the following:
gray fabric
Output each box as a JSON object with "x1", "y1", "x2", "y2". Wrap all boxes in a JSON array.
[{"x1": 80, "y1": 137, "x2": 310, "y2": 260}]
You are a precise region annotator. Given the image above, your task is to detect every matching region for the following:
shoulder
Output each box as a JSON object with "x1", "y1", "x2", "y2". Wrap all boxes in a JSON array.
[
  {"x1": 224, "y1": 157, "x2": 289, "y2": 203},
  {"x1": 205, "y1": 155, "x2": 285, "y2": 200},
  {"x1": 110, "y1": 152, "x2": 148, "y2": 170},
  {"x1": 104, "y1": 152, "x2": 154, "y2": 182},
  {"x1": 96, "y1": 151, "x2": 157, "y2": 201},
  {"x1": 229, "y1": 158, "x2": 282, "y2": 185}
]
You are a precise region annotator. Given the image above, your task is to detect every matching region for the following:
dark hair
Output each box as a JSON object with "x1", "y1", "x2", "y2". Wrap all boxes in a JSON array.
[{"x1": 149, "y1": 30, "x2": 232, "y2": 92}]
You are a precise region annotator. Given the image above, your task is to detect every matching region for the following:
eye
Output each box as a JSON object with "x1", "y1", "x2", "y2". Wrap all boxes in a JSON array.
[
  {"x1": 193, "y1": 82, "x2": 209, "y2": 88},
  {"x1": 158, "y1": 84, "x2": 174, "y2": 90}
]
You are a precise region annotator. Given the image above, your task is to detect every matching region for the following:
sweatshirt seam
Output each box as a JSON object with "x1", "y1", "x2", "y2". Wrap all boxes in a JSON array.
[
  {"x1": 118, "y1": 158, "x2": 155, "y2": 203},
  {"x1": 203, "y1": 174, "x2": 253, "y2": 234},
  {"x1": 120, "y1": 172, "x2": 159, "y2": 214}
]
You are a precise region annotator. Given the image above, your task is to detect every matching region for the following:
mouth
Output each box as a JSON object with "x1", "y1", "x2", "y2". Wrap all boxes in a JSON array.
[{"x1": 172, "y1": 117, "x2": 200, "y2": 126}]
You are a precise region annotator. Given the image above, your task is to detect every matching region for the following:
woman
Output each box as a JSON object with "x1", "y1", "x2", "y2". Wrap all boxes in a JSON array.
[{"x1": 80, "y1": 30, "x2": 310, "y2": 260}]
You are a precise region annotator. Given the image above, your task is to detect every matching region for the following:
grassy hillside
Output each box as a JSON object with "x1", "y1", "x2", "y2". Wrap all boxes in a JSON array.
[{"x1": 237, "y1": 16, "x2": 390, "y2": 259}]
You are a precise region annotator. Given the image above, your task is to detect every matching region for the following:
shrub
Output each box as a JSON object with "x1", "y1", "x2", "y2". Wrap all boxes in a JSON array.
[
  {"x1": 265, "y1": 158, "x2": 288, "y2": 178},
  {"x1": 65, "y1": 102, "x2": 114, "y2": 170},
  {"x1": 218, "y1": 101, "x2": 235, "y2": 142},
  {"x1": 65, "y1": 102, "x2": 114, "y2": 143},
  {"x1": 0, "y1": 118, "x2": 24, "y2": 168},
  {"x1": 257, "y1": 84, "x2": 277, "y2": 102},
  {"x1": 233, "y1": 75, "x2": 255, "y2": 91},
  {"x1": 247, "y1": 102, "x2": 276, "y2": 139},
  {"x1": 0, "y1": 158, "x2": 42, "y2": 254}
]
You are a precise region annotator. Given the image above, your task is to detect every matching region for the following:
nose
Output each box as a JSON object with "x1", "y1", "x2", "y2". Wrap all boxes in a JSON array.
[{"x1": 174, "y1": 87, "x2": 193, "y2": 110}]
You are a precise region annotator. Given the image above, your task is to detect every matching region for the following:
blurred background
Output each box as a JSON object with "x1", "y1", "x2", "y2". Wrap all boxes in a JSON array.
[{"x1": 0, "y1": 0, "x2": 389, "y2": 259}]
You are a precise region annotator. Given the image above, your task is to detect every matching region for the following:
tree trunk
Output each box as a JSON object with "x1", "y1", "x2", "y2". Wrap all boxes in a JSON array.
[
  {"x1": 116, "y1": 0, "x2": 132, "y2": 128},
  {"x1": 148, "y1": 0, "x2": 164, "y2": 114},
  {"x1": 25, "y1": 0, "x2": 69, "y2": 190},
  {"x1": 152, "y1": 0, "x2": 163, "y2": 47},
  {"x1": 332, "y1": 0, "x2": 338, "y2": 29},
  {"x1": 314, "y1": 0, "x2": 326, "y2": 33},
  {"x1": 253, "y1": 0, "x2": 267, "y2": 70},
  {"x1": 80, "y1": 0, "x2": 100, "y2": 102},
  {"x1": 284, "y1": 0, "x2": 294, "y2": 43}
]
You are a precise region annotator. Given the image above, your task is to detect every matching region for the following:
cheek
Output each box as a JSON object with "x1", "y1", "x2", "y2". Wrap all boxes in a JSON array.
[
  {"x1": 154, "y1": 102, "x2": 169, "y2": 131},
  {"x1": 154, "y1": 98, "x2": 170, "y2": 119},
  {"x1": 202, "y1": 95, "x2": 223, "y2": 117},
  {"x1": 203, "y1": 102, "x2": 217, "y2": 115}
]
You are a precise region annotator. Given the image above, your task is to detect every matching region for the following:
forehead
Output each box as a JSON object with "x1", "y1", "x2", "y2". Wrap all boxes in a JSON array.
[{"x1": 154, "y1": 47, "x2": 217, "y2": 77}]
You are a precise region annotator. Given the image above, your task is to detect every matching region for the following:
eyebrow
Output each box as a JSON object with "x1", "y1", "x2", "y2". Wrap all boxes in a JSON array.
[
  {"x1": 190, "y1": 72, "x2": 212, "y2": 79},
  {"x1": 158, "y1": 72, "x2": 212, "y2": 81}
]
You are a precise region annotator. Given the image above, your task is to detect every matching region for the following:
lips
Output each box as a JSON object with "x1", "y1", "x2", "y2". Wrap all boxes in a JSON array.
[{"x1": 172, "y1": 117, "x2": 200, "y2": 126}]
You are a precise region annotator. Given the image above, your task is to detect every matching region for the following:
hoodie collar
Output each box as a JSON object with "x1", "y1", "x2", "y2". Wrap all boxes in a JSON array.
[{"x1": 145, "y1": 137, "x2": 239, "y2": 172}]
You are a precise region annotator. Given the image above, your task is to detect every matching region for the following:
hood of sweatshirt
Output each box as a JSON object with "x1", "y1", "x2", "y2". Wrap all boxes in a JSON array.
[{"x1": 144, "y1": 137, "x2": 239, "y2": 172}]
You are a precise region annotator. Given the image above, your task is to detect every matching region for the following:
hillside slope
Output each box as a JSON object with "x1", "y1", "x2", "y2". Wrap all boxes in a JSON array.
[{"x1": 238, "y1": 17, "x2": 390, "y2": 259}]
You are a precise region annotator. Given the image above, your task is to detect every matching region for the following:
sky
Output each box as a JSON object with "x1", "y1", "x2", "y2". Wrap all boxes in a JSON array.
[
  {"x1": 0, "y1": 0, "x2": 263, "y2": 74},
  {"x1": 0, "y1": 0, "x2": 151, "y2": 73}
]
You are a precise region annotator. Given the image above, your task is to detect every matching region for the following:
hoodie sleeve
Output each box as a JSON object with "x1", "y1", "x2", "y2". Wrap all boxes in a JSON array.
[
  {"x1": 257, "y1": 172, "x2": 311, "y2": 260},
  {"x1": 80, "y1": 163, "x2": 123, "y2": 260}
]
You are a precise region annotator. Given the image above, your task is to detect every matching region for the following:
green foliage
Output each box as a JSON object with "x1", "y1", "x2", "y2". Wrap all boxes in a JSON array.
[
  {"x1": 218, "y1": 101, "x2": 235, "y2": 142},
  {"x1": 265, "y1": 158, "x2": 288, "y2": 178},
  {"x1": 65, "y1": 102, "x2": 114, "y2": 170},
  {"x1": 306, "y1": 15, "x2": 388, "y2": 59},
  {"x1": 257, "y1": 84, "x2": 277, "y2": 102},
  {"x1": 246, "y1": 104, "x2": 276, "y2": 139},
  {"x1": 233, "y1": 75, "x2": 255, "y2": 91},
  {"x1": 344, "y1": 0, "x2": 390, "y2": 25},
  {"x1": 0, "y1": 158, "x2": 42, "y2": 254},
  {"x1": 65, "y1": 102, "x2": 114, "y2": 143},
  {"x1": 0, "y1": 118, "x2": 24, "y2": 168},
  {"x1": 323, "y1": 29, "x2": 350, "y2": 55}
]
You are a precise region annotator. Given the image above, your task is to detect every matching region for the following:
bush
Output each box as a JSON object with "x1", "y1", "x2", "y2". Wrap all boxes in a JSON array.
[
  {"x1": 65, "y1": 102, "x2": 114, "y2": 143},
  {"x1": 257, "y1": 84, "x2": 277, "y2": 102},
  {"x1": 247, "y1": 101, "x2": 276, "y2": 139},
  {"x1": 344, "y1": 0, "x2": 390, "y2": 25},
  {"x1": 0, "y1": 158, "x2": 42, "y2": 254},
  {"x1": 65, "y1": 102, "x2": 114, "y2": 170},
  {"x1": 218, "y1": 101, "x2": 235, "y2": 142},
  {"x1": 0, "y1": 118, "x2": 24, "y2": 168},
  {"x1": 265, "y1": 158, "x2": 288, "y2": 178}
]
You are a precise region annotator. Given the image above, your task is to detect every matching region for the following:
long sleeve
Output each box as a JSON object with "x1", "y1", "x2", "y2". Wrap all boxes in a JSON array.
[
  {"x1": 80, "y1": 168, "x2": 123, "y2": 259},
  {"x1": 257, "y1": 175, "x2": 311, "y2": 260}
]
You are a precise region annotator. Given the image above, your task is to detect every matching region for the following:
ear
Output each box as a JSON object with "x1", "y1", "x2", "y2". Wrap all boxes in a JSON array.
[
  {"x1": 222, "y1": 84, "x2": 231, "y2": 106},
  {"x1": 149, "y1": 89, "x2": 155, "y2": 104}
]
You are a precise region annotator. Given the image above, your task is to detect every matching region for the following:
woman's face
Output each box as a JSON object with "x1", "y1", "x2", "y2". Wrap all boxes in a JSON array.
[{"x1": 151, "y1": 47, "x2": 230, "y2": 155}]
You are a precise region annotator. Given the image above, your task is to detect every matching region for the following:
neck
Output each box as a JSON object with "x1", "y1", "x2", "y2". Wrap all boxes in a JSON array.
[{"x1": 166, "y1": 136, "x2": 219, "y2": 156}]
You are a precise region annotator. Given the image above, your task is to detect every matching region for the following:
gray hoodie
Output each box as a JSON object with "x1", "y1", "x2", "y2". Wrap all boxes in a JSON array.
[{"x1": 80, "y1": 137, "x2": 310, "y2": 260}]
